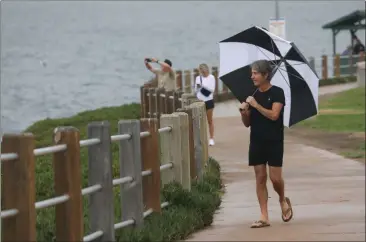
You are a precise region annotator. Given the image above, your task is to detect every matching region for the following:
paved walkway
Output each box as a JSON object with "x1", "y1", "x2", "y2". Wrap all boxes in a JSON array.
[{"x1": 187, "y1": 83, "x2": 365, "y2": 241}]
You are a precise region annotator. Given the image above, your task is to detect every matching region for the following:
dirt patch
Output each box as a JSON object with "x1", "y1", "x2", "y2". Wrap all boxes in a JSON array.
[{"x1": 285, "y1": 127, "x2": 365, "y2": 163}]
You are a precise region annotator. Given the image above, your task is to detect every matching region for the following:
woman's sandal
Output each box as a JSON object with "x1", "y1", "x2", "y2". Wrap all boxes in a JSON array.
[
  {"x1": 281, "y1": 197, "x2": 293, "y2": 222},
  {"x1": 250, "y1": 220, "x2": 271, "y2": 228}
]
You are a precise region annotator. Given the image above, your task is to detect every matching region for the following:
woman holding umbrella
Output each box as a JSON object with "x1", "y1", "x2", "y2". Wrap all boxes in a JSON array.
[{"x1": 194, "y1": 63, "x2": 216, "y2": 146}]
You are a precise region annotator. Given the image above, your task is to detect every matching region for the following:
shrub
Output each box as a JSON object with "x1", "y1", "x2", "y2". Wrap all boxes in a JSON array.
[
  {"x1": 319, "y1": 75, "x2": 357, "y2": 86},
  {"x1": 116, "y1": 158, "x2": 223, "y2": 242}
]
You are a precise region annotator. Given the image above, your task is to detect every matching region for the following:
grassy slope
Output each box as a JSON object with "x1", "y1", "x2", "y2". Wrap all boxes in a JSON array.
[
  {"x1": 22, "y1": 102, "x2": 222, "y2": 241},
  {"x1": 26, "y1": 103, "x2": 141, "y2": 147},
  {"x1": 301, "y1": 87, "x2": 365, "y2": 132},
  {"x1": 25, "y1": 103, "x2": 141, "y2": 241},
  {"x1": 319, "y1": 87, "x2": 365, "y2": 112},
  {"x1": 300, "y1": 87, "x2": 365, "y2": 159}
]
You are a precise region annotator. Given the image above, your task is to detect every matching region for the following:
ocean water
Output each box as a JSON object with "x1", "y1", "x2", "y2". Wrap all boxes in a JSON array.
[{"x1": 1, "y1": 1, "x2": 365, "y2": 132}]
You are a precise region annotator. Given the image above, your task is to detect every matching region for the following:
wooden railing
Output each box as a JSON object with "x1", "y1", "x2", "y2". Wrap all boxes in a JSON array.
[
  {"x1": 1, "y1": 99, "x2": 209, "y2": 241},
  {"x1": 309, "y1": 52, "x2": 365, "y2": 79},
  {"x1": 141, "y1": 66, "x2": 234, "y2": 114}
]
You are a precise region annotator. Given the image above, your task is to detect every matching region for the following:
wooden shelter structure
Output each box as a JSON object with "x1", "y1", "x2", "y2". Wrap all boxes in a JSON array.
[{"x1": 322, "y1": 10, "x2": 365, "y2": 55}]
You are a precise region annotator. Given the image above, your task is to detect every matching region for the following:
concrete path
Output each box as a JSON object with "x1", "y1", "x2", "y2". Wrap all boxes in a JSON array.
[{"x1": 187, "y1": 83, "x2": 365, "y2": 241}]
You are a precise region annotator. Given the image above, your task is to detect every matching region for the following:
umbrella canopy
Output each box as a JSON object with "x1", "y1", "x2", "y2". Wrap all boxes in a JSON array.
[{"x1": 219, "y1": 26, "x2": 319, "y2": 127}]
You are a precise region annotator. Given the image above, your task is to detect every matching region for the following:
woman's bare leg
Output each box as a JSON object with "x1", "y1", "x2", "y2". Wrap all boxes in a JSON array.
[{"x1": 206, "y1": 108, "x2": 214, "y2": 139}]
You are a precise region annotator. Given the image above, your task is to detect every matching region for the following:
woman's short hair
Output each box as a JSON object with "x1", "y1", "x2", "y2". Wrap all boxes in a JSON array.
[
  {"x1": 250, "y1": 60, "x2": 273, "y2": 80},
  {"x1": 199, "y1": 63, "x2": 209, "y2": 73}
]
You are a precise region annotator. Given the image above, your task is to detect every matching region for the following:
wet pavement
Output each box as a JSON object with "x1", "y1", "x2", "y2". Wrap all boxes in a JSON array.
[{"x1": 186, "y1": 83, "x2": 365, "y2": 241}]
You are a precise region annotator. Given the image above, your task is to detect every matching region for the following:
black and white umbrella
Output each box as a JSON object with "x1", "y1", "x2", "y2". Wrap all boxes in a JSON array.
[{"x1": 219, "y1": 26, "x2": 319, "y2": 127}]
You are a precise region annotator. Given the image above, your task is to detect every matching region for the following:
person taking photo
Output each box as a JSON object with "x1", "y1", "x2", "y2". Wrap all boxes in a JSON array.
[{"x1": 144, "y1": 57, "x2": 177, "y2": 91}]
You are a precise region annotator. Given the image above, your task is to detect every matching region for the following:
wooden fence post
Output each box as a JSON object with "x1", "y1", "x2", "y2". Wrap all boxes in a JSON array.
[
  {"x1": 148, "y1": 88, "x2": 154, "y2": 118},
  {"x1": 159, "y1": 114, "x2": 183, "y2": 185},
  {"x1": 140, "y1": 86, "x2": 145, "y2": 118},
  {"x1": 159, "y1": 88, "x2": 167, "y2": 115},
  {"x1": 197, "y1": 102, "x2": 209, "y2": 165},
  {"x1": 333, "y1": 54, "x2": 341, "y2": 78},
  {"x1": 348, "y1": 53, "x2": 354, "y2": 75},
  {"x1": 181, "y1": 93, "x2": 193, "y2": 108},
  {"x1": 188, "y1": 104, "x2": 203, "y2": 178},
  {"x1": 173, "y1": 91, "x2": 181, "y2": 111},
  {"x1": 184, "y1": 70, "x2": 192, "y2": 93},
  {"x1": 140, "y1": 119, "x2": 161, "y2": 213},
  {"x1": 152, "y1": 88, "x2": 159, "y2": 119},
  {"x1": 177, "y1": 108, "x2": 196, "y2": 179},
  {"x1": 1, "y1": 133, "x2": 37, "y2": 241},
  {"x1": 359, "y1": 51, "x2": 365, "y2": 62},
  {"x1": 222, "y1": 83, "x2": 229, "y2": 101},
  {"x1": 321, "y1": 55, "x2": 328, "y2": 80},
  {"x1": 193, "y1": 68, "x2": 199, "y2": 81},
  {"x1": 142, "y1": 86, "x2": 149, "y2": 118},
  {"x1": 87, "y1": 121, "x2": 115, "y2": 242},
  {"x1": 176, "y1": 70, "x2": 183, "y2": 91},
  {"x1": 53, "y1": 127, "x2": 83, "y2": 241},
  {"x1": 155, "y1": 88, "x2": 163, "y2": 119},
  {"x1": 166, "y1": 91, "x2": 174, "y2": 114},
  {"x1": 174, "y1": 112, "x2": 191, "y2": 190},
  {"x1": 118, "y1": 120, "x2": 144, "y2": 226},
  {"x1": 159, "y1": 116, "x2": 174, "y2": 186}
]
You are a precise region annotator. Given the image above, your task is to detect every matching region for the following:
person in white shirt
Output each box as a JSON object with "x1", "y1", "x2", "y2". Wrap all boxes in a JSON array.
[{"x1": 194, "y1": 63, "x2": 216, "y2": 146}]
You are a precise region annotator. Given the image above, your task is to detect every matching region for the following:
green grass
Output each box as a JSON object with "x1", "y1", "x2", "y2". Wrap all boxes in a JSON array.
[
  {"x1": 301, "y1": 88, "x2": 365, "y2": 132},
  {"x1": 301, "y1": 114, "x2": 365, "y2": 132},
  {"x1": 26, "y1": 103, "x2": 141, "y2": 147},
  {"x1": 19, "y1": 102, "x2": 222, "y2": 241},
  {"x1": 319, "y1": 87, "x2": 365, "y2": 111},
  {"x1": 300, "y1": 87, "x2": 365, "y2": 160},
  {"x1": 24, "y1": 103, "x2": 141, "y2": 241}
]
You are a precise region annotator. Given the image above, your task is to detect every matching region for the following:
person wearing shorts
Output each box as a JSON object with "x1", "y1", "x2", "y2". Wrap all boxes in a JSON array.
[
  {"x1": 239, "y1": 60, "x2": 293, "y2": 228},
  {"x1": 195, "y1": 63, "x2": 216, "y2": 146}
]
